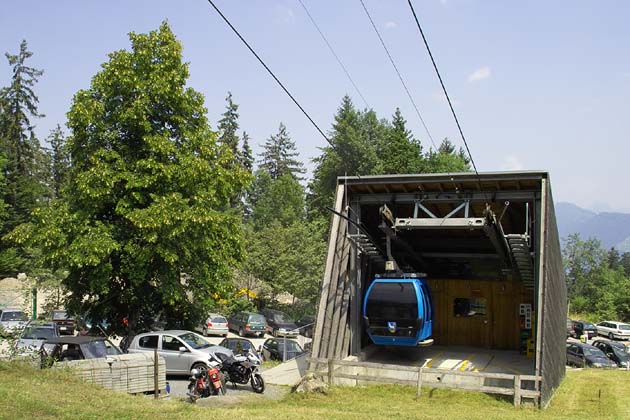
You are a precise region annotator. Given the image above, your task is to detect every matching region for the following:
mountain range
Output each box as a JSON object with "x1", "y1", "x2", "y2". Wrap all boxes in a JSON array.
[{"x1": 555, "y1": 202, "x2": 630, "y2": 252}]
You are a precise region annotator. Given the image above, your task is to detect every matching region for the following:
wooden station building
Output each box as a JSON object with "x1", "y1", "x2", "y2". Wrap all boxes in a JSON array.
[{"x1": 310, "y1": 171, "x2": 566, "y2": 406}]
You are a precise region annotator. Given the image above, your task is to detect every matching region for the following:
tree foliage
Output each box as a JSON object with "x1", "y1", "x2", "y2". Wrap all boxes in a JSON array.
[
  {"x1": 11, "y1": 23, "x2": 249, "y2": 334},
  {"x1": 258, "y1": 122, "x2": 305, "y2": 180},
  {"x1": 563, "y1": 234, "x2": 630, "y2": 320},
  {"x1": 0, "y1": 40, "x2": 50, "y2": 275}
]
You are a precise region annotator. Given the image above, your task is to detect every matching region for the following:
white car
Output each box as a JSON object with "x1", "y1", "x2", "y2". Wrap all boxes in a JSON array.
[
  {"x1": 126, "y1": 330, "x2": 233, "y2": 374},
  {"x1": 200, "y1": 313, "x2": 229, "y2": 337},
  {"x1": 596, "y1": 321, "x2": 630, "y2": 340},
  {"x1": 0, "y1": 308, "x2": 28, "y2": 336}
]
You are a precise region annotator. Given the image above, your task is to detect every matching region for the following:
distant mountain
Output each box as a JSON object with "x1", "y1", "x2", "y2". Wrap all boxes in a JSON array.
[{"x1": 555, "y1": 202, "x2": 630, "y2": 252}]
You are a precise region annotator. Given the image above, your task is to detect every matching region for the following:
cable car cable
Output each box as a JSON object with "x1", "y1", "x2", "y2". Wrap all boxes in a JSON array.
[
  {"x1": 298, "y1": 0, "x2": 370, "y2": 109},
  {"x1": 205, "y1": 0, "x2": 334, "y2": 150},
  {"x1": 358, "y1": 0, "x2": 437, "y2": 151}
]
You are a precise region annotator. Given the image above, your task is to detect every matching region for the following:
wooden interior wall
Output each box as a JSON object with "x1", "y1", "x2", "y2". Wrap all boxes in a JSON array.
[{"x1": 427, "y1": 278, "x2": 533, "y2": 350}]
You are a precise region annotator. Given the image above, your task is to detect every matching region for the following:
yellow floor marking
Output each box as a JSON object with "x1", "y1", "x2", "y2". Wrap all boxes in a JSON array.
[
  {"x1": 425, "y1": 351, "x2": 443, "y2": 368},
  {"x1": 457, "y1": 353, "x2": 475, "y2": 371}
]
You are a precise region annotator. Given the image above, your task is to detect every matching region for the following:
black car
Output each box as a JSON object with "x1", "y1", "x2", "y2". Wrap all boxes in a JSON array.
[
  {"x1": 592, "y1": 340, "x2": 629, "y2": 368},
  {"x1": 261, "y1": 308, "x2": 299, "y2": 338},
  {"x1": 261, "y1": 337, "x2": 305, "y2": 362},
  {"x1": 566, "y1": 342, "x2": 617, "y2": 368},
  {"x1": 296, "y1": 315, "x2": 315, "y2": 338},
  {"x1": 571, "y1": 320, "x2": 597, "y2": 340},
  {"x1": 219, "y1": 337, "x2": 259, "y2": 357}
]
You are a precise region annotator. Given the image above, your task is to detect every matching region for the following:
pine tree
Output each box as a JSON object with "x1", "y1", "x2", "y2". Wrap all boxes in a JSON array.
[
  {"x1": 0, "y1": 40, "x2": 49, "y2": 275},
  {"x1": 47, "y1": 124, "x2": 70, "y2": 199},
  {"x1": 259, "y1": 123, "x2": 305, "y2": 180},
  {"x1": 217, "y1": 92, "x2": 240, "y2": 156},
  {"x1": 241, "y1": 131, "x2": 254, "y2": 174},
  {"x1": 380, "y1": 108, "x2": 424, "y2": 174}
]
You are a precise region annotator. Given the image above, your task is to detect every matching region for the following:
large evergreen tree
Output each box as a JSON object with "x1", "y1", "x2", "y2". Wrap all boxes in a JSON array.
[
  {"x1": 258, "y1": 122, "x2": 304, "y2": 180},
  {"x1": 0, "y1": 40, "x2": 49, "y2": 275},
  {"x1": 46, "y1": 124, "x2": 70, "y2": 199},
  {"x1": 217, "y1": 91, "x2": 240, "y2": 157},
  {"x1": 379, "y1": 108, "x2": 424, "y2": 174},
  {"x1": 11, "y1": 23, "x2": 249, "y2": 335}
]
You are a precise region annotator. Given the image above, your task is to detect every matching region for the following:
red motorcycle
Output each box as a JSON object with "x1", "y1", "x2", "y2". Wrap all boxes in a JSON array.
[{"x1": 187, "y1": 354, "x2": 226, "y2": 402}]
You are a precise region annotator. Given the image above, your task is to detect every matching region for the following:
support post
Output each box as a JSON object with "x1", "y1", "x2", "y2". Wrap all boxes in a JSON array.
[
  {"x1": 154, "y1": 349, "x2": 159, "y2": 399},
  {"x1": 416, "y1": 367, "x2": 423, "y2": 400},
  {"x1": 513, "y1": 375, "x2": 521, "y2": 407},
  {"x1": 327, "y1": 359, "x2": 335, "y2": 385},
  {"x1": 31, "y1": 287, "x2": 37, "y2": 320}
]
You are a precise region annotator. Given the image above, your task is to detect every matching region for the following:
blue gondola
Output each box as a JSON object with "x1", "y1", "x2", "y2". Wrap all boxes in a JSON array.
[{"x1": 362, "y1": 273, "x2": 433, "y2": 347}]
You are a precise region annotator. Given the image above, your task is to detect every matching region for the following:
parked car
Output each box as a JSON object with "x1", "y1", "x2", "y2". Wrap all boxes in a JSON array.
[
  {"x1": 218, "y1": 337, "x2": 259, "y2": 357},
  {"x1": 566, "y1": 342, "x2": 617, "y2": 368},
  {"x1": 571, "y1": 320, "x2": 597, "y2": 340},
  {"x1": 40, "y1": 336, "x2": 122, "y2": 367},
  {"x1": 0, "y1": 308, "x2": 28, "y2": 336},
  {"x1": 50, "y1": 310, "x2": 76, "y2": 335},
  {"x1": 16, "y1": 321, "x2": 60, "y2": 353},
  {"x1": 201, "y1": 313, "x2": 229, "y2": 337},
  {"x1": 296, "y1": 315, "x2": 315, "y2": 338},
  {"x1": 227, "y1": 311, "x2": 266, "y2": 338},
  {"x1": 126, "y1": 329, "x2": 233, "y2": 375},
  {"x1": 567, "y1": 318, "x2": 574, "y2": 338},
  {"x1": 261, "y1": 308, "x2": 299, "y2": 338},
  {"x1": 592, "y1": 340, "x2": 629, "y2": 367},
  {"x1": 261, "y1": 337, "x2": 305, "y2": 362},
  {"x1": 596, "y1": 321, "x2": 630, "y2": 341}
]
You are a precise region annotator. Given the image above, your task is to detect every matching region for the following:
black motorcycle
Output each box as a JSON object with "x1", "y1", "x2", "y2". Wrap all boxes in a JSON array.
[{"x1": 219, "y1": 348, "x2": 265, "y2": 393}]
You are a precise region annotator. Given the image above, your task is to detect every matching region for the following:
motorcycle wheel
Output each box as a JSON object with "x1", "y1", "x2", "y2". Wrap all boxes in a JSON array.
[
  {"x1": 187, "y1": 383, "x2": 199, "y2": 403},
  {"x1": 251, "y1": 373, "x2": 265, "y2": 394}
]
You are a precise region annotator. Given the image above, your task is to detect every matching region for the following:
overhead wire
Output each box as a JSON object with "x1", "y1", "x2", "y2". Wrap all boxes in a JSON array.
[
  {"x1": 406, "y1": 0, "x2": 481, "y2": 179},
  {"x1": 205, "y1": 0, "x2": 334, "y2": 150},
  {"x1": 297, "y1": 0, "x2": 370, "y2": 109},
  {"x1": 357, "y1": 0, "x2": 438, "y2": 152}
]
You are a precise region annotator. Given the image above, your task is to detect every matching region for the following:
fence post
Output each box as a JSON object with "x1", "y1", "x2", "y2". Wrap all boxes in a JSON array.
[
  {"x1": 416, "y1": 367, "x2": 423, "y2": 400},
  {"x1": 154, "y1": 349, "x2": 159, "y2": 399},
  {"x1": 327, "y1": 359, "x2": 335, "y2": 385},
  {"x1": 513, "y1": 375, "x2": 521, "y2": 407}
]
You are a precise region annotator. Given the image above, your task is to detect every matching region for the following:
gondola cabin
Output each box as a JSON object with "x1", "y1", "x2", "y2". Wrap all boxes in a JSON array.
[{"x1": 363, "y1": 273, "x2": 433, "y2": 347}]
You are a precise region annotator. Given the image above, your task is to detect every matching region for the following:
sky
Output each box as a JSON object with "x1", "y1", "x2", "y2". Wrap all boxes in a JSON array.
[{"x1": 1, "y1": 0, "x2": 629, "y2": 212}]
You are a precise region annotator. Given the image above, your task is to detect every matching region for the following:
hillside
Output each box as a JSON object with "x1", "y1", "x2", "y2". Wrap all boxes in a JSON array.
[{"x1": 555, "y1": 202, "x2": 630, "y2": 252}]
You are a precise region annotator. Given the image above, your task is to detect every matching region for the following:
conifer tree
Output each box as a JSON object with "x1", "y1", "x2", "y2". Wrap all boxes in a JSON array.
[{"x1": 259, "y1": 123, "x2": 304, "y2": 180}]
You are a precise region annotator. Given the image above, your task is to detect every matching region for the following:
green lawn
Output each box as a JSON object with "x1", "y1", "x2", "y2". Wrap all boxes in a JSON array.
[{"x1": 0, "y1": 361, "x2": 628, "y2": 420}]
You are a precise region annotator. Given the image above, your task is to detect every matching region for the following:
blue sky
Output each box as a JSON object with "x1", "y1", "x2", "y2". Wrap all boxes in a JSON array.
[{"x1": 1, "y1": 0, "x2": 628, "y2": 211}]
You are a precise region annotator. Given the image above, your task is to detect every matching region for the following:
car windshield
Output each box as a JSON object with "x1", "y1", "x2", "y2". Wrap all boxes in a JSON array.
[
  {"x1": 226, "y1": 340, "x2": 253, "y2": 352},
  {"x1": 21, "y1": 326, "x2": 55, "y2": 340},
  {"x1": 249, "y1": 314, "x2": 265, "y2": 323},
  {"x1": 583, "y1": 323, "x2": 596, "y2": 329},
  {"x1": 211, "y1": 316, "x2": 227, "y2": 323},
  {"x1": 80, "y1": 340, "x2": 114, "y2": 358},
  {"x1": 1, "y1": 311, "x2": 27, "y2": 321},
  {"x1": 278, "y1": 340, "x2": 303, "y2": 352},
  {"x1": 52, "y1": 311, "x2": 70, "y2": 320},
  {"x1": 274, "y1": 313, "x2": 294, "y2": 323},
  {"x1": 619, "y1": 325, "x2": 630, "y2": 331},
  {"x1": 178, "y1": 332, "x2": 210, "y2": 349},
  {"x1": 583, "y1": 347, "x2": 605, "y2": 357}
]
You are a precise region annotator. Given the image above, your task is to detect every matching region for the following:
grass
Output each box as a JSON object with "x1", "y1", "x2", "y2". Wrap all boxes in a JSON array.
[{"x1": 0, "y1": 361, "x2": 629, "y2": 420}]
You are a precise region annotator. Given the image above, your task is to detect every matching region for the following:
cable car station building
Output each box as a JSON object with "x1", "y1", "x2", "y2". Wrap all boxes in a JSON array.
[{"x1": 310, "y1": 171, "x2": 566, "y2": 406}]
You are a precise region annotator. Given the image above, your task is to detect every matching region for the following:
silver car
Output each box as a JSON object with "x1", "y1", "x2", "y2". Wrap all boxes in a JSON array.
[
  {"x1": 0, "y1": 308, "x2": 28, "y2": 336},
  {"x1": 201, "y1": 313, "x2": 229, "y2": 337},
  {"x1": 126, "y1": 330, "x2": 233, "y2": 374},
  {"x1": 16, "y1": 321, "x2": 59, "y2": 353}
]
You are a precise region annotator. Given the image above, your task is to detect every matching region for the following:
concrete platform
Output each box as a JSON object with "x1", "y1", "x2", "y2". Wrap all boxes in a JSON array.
[{"x1": 361, "y1": 344, "x2": 535, "y2": 376}]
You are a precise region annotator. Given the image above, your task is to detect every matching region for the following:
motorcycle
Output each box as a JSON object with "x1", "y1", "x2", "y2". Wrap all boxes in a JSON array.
[
  {"x1": 187, "y1": 353, "x2": 226, "y2": 402},
  {"x1": 220, "y1": 348, "x2": 265, "y2": 393}
]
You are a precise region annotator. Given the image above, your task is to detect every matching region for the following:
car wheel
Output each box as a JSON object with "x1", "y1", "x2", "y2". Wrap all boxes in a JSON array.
[
  {"x1": 191, "y1": 362, "x2": 207, "y2": 374},
  {"x1": 238, "y1": 327, "x2": 244, "y2": 337},
  {"x1": 609, "y1": 332, "x2": 614, "y2": 340}
]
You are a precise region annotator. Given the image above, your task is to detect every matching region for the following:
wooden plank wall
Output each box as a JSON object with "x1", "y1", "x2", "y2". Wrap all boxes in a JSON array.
[
  {"x1": 311, "y1": 185, "x2": 353, "y2": 362},
  {"x1": 427, "y1": 278, "x2": 533, "y2": 350}
]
